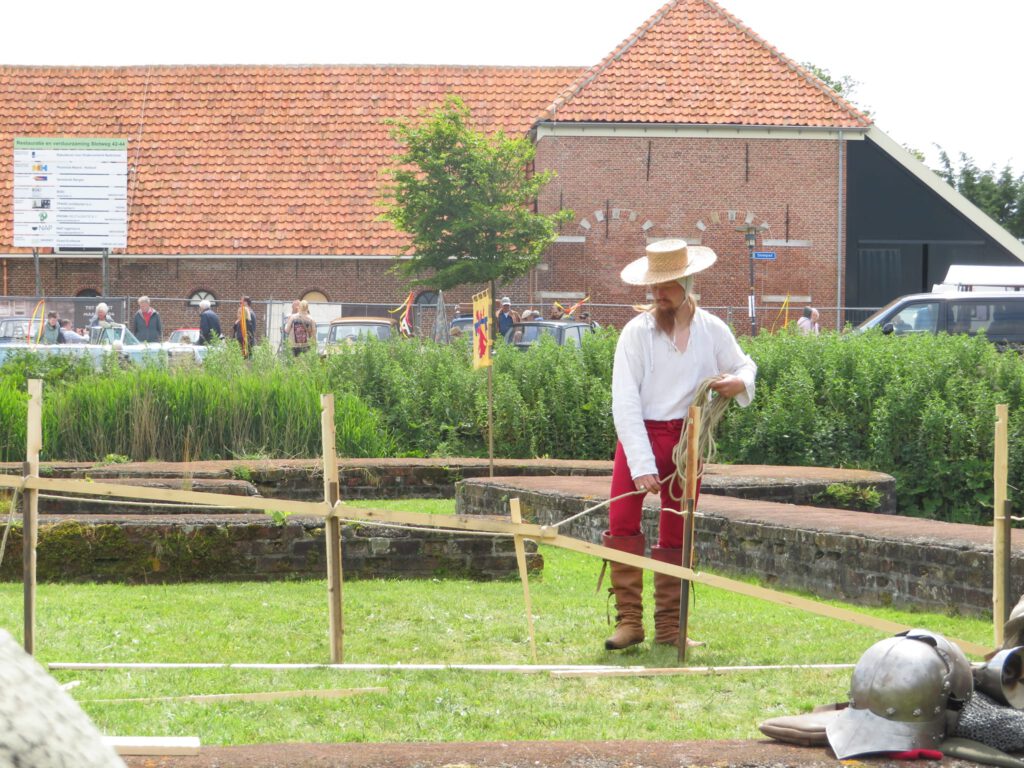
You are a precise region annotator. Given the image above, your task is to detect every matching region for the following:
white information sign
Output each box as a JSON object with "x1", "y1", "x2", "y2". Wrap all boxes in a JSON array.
[{"x1": 13, "y1": 137, "x2": 128, "y2": 249}]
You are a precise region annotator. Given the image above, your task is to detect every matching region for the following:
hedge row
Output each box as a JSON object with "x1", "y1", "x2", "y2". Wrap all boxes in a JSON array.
[{"x1": 0, "y1": 328, "x2": 1019, "y2": 524}]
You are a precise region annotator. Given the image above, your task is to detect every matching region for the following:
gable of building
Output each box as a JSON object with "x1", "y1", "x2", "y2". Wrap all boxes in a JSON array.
[{"x1": 541, "y1": 0, "x2": 870, "y2": 128}]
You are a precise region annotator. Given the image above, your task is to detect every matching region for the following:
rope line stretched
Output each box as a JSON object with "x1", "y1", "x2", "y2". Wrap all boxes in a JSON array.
[{"x1": 546, "y1": 376, "x2": 732, "y2": 530}]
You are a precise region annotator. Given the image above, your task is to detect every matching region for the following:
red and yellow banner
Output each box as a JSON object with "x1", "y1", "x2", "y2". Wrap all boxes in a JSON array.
[{"x1": 472, "y1": 288, "x2": 492, "y2": 369}]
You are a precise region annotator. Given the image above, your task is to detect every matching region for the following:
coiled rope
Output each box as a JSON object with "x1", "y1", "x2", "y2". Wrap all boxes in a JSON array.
[{"x1": 544, "y1": 375, "x2": 733, "y2": 532}]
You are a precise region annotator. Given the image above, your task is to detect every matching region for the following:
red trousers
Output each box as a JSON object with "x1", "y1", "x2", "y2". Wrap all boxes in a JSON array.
[{"x1": 608, "y1": 419, "x2": 700, "y2": 549}]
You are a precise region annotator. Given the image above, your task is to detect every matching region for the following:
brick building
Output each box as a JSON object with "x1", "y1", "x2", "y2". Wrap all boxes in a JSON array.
[{"x1": 2, "y1": 0, "x2": 1021, "y2": 332}]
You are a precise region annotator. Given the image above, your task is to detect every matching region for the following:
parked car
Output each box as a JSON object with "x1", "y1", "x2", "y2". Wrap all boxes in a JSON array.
[
  {"x1": 0, "y1": 316, "x2": 37, "y2": 343},
  {"x1": 450, "y1": 316, "x2": 474, "y2": 336},
  {"x1": 168, "y1": 327, "x2": 201, "y2": 344},
  {"x1": 855, "y1": 292, "x2": 1024, "y2": 345},
  {"x1": 0, "y1": 323, "x2": 205, "y2": 369},
  {"x1": 502, "y1": 320, "x2": 593, "y2": 350},
  {"x1": 322, "y1": 316, "x2": 397, "y2": 353}
]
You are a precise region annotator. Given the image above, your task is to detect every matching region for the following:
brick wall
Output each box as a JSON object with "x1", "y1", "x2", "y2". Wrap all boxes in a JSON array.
[
  {"x1": 2, "y1": 135, "x2": 848, "y2": 331},
  {"x1": 534, "y1": 134, "x2": 846, "y2": 329}
]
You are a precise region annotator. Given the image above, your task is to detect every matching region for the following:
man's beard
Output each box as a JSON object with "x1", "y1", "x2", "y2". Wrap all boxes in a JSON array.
[{"x1": 653, "y1": 303, "x2": 678, "y2": 336}]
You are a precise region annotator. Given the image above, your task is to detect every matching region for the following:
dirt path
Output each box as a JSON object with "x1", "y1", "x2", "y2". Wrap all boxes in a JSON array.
[{"x1": 121, "y1": 739, "x2": 972, "y2": 767}]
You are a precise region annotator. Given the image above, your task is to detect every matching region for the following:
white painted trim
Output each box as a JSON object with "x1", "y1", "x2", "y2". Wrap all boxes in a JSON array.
[
  {"x1": 0, "y1": 253, "x2": 408, "y2": 261},
  {"x1": 554, "y1": 235, "x2": 586, "y2": 243},
  {"x1": 537, "y1": 291, "x2": 586, "y2": 300},
  {"x1": 763, "y1": 295, "x2": 811, "y2": 303},
  {"x1": 763, "y1": 239, "x2": 811, "y2": 248},
  {"x1": 536, "y1": 122, "x2": 869, "y2": 141},
  {"x1": 866, "y1": 127, "x2": 1024, "y2": 262}
]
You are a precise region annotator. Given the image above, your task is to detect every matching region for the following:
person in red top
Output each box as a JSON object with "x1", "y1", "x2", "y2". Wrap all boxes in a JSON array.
[{"x1": 131, "y1": 296, "x2": 163, "y2": 343}]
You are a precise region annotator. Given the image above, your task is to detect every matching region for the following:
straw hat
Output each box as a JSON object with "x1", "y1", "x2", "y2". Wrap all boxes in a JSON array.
[{"x1": 620, "y1": 239, "x2": 717, "y2": 286}]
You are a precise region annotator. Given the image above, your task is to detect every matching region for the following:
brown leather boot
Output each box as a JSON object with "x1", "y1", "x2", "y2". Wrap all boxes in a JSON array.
[
  {"x1": 602, "y1": 531, "x2": 646, "y2": 650},
  {"x1": 651, "y1": 546, "x2": 704, "y2": 647},
  {"x1": 651, "y1": 546, "x2": 683, "y2": 645}
]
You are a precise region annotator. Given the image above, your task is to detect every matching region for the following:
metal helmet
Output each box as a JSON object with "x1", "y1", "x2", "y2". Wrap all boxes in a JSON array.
[
  {"x1": 826, "y1": 631, "x2": 968, "y2": 759},
  {"x1": 900, "y1": 628, "x2": 974, "y2": 729}
]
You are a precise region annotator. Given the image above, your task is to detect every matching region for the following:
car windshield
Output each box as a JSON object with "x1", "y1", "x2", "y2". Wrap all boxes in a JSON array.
[
  {"x1": 0, "y1": 318, "x2": 33, "y2": 339},
  {"x1": 89, "y1": 324, "x2": 141, "y2": 345},
  {"x1": 507, "y1": 324, "x2": 559, "y2": 345},
  {"x1": 328, "y1": 323, "x2": 392, "y2": 342}
]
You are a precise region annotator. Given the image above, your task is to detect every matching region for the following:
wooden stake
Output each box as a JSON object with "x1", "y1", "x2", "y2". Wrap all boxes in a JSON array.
[
  {"x1": 321, "y1": 394, "x2": 344, "y2": 663},
  {"x1": 509, "y1": 498, "x2": 537, "y2": 663},
  {"x1": 679, "y1": 404, "x2": 701, "y2": 661},
  {"x1": 487, "y1": 365, "x2": 494, "y2": 478},
  {"x1": 994, "y1": 403, "x2": 1010, "y2": 647},
  {"x1": 23, "y1": 378, "x2": 42, "y2": 655}
]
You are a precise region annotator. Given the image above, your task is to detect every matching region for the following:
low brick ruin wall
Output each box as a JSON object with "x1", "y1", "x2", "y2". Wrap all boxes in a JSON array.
[
  {"x1": 0, "y1": 458, "x2": 893, "y2": 587},
  {"x1": 456, "y1": 476, "x2": 1015, "y2": 616},
  {"x1": 0, "y1": 513, "x2": 539, "y2": 584}
]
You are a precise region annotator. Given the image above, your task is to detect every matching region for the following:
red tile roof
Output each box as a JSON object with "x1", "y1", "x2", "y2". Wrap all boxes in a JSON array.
[
  {"x1": 542, "y1": 0, "x2": 871, "y2": 128},
  {"x1": 0, "y1": 65, "x2": 582, "y2": 255},
  {"x1": 0, "y1": 1, "x2": 871, "y2": 255}
]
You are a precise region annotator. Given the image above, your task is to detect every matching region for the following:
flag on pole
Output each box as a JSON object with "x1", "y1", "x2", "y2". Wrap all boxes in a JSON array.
[
  {"x1": 472, "y1": 288, "x2": 492, "y2": 369},
  {"x1": 388, "y1": 291, "x2": 415, "y2": 337}
]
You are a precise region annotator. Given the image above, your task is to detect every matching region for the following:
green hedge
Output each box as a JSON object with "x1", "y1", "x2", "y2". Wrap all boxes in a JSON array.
[
  {"x1": 0, "y1": 328, "x2": 1020, "y2": 523},
  {"x1": 724, "y1": 330, "x2": 1024, "y2": 523}
]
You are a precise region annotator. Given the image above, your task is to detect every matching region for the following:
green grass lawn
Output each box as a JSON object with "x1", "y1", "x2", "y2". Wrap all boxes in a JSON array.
[{"x1": 0, "y1": 498, "x2": 996, "y2": 744}]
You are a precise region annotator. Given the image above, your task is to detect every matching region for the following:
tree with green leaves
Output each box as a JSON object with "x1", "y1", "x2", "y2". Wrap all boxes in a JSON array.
[
  {"x1": 937, "y1": 150, "x2": 1023, "y2": 241},
  {"x1": 802, "y1": 62, "x2": 871, "y2": 116},
  {"x1": 381, "y1": 96, "x2": 571, "y2": 296}
]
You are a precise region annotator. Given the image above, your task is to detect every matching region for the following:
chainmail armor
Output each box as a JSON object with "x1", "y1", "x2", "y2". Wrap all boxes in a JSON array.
[{"x1": 952, "y1": 690, "x2": 1024, "y2": 753}]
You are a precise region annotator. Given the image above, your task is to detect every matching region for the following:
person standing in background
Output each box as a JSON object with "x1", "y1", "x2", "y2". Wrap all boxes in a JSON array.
[{"x1": 132, "y1": 296, "x2": 163, "y2": 343}]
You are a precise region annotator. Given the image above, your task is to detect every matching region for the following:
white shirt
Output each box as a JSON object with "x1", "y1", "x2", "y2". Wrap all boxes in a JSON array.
[
  {"x1": 797, "y1": 316, "x2": 819, "y2": 335},
  {"x1": 612, "y1": 309, "x2": 757, "y2": 480}
]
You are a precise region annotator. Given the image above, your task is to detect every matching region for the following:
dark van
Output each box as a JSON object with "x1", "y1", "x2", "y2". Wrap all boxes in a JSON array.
[{"x1": 856, "y1": 292, "x2": 1024, "y2": 345}]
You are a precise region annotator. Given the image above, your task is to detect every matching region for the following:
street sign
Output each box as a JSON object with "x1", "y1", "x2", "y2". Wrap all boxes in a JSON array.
[
  {"x1": 13, "y1": 137, "x2": 128, "y2": 249},
  {"x1": 752, "y1": 251, "x2": 776, "y2": 261}
]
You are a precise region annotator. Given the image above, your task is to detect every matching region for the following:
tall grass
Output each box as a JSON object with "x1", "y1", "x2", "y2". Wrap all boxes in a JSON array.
[{"x1": 2, "y1": 328, "x2": 1023, "y2": 522}]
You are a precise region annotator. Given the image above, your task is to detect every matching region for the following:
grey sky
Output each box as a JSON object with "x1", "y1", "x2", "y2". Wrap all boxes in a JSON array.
[{"x1": 5, "y1": 0, "x2": 1019, "y2": 172}]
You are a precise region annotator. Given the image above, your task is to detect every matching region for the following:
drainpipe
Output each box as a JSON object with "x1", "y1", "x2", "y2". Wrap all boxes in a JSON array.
[
  {"x1": 836, "y1": 130, "x2": 844, "y2": 329},
  {"x1": 2, "y1": 258, "x2": 7, "y2": 295}
]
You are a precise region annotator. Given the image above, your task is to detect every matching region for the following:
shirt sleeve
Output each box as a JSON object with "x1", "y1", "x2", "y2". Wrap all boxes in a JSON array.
[
  {"x1": 611, "y1": 322, "x2": 658, "y2": 480},
  {"x1": 710, "y1": 317, "x2": 757, "y2": 407}
]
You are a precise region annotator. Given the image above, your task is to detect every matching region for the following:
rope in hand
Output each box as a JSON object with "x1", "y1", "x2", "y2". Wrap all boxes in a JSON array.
[{"x1": 544, "y1": 376, "x2": 733, "y2": 532}]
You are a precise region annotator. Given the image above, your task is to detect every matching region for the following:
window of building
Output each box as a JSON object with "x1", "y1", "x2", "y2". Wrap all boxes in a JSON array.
[
  {"x1": 188, "y1": 290, "x2": 216, "y2": 307},
  {"x1": 302, "y1": 290, "x2": 329, "y2": 303}
]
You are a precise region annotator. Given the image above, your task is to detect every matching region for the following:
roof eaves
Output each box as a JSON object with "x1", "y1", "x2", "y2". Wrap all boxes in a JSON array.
[{"x1": 701, "y1": 0, "x2": 872, "y2": 128}]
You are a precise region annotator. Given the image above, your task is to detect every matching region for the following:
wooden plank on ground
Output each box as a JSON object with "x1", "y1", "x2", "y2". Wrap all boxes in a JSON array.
[
  {"x1": 551, "y1": 663, "x2": 857, "y2": 678},
  {"x1": 89, "y1": 687, "x2": 386, "y2": 704},
  {"x1": 104, "y1": 736, "x2": 200, "y2": 756}
]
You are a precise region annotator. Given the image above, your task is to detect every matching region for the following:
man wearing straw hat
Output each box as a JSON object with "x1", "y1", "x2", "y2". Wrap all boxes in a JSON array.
[{"x1": 603, "y1": 239, "x2": 756, "y2": 651}]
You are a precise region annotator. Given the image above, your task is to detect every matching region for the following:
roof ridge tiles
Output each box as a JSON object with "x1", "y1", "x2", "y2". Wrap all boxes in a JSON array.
[
  {"x1": 700, "y1": 0, "x2": 871, "y2": 127},
  {"x1": 538, "y1": 0, "x2": 872, "y2": 129}
]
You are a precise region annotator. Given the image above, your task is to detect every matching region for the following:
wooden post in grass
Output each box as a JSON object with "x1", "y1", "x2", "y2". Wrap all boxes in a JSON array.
[
  {"x1": 321, "y1": 394, "x2": 344, "y2": 663},
  {"x1": 678, "y1": 404, "x2": 702, "y2": 662},
  {"x1": 23, "y1": 379, "x2": 42, "y2": 655},
  {"x1": 509, "y1": 498, "x2": 537, "y2": 663},
  {"x1": 994, "y1": 403, "x2": 1010, "y2": 647}
]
